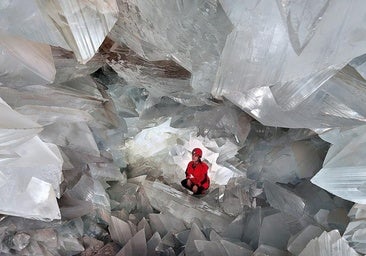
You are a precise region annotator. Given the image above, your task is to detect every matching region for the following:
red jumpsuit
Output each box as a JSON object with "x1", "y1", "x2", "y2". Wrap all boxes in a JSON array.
[{"x1": 185, "y1": 160, "x2": 210, "y2": 190}]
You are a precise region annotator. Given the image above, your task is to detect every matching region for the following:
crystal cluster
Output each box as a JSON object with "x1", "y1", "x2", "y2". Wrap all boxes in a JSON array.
[{"x1": 0, "y1": 0, "x2": 366, "y2": 255}]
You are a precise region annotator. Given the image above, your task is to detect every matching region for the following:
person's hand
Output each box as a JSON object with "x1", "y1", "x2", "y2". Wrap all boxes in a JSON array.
[
  {"x1": 186, "y1": 179, "x2": 192, "y2": 187},
  {"x1": 192, "y1": 185, "x2": 198, "y2": 193}
]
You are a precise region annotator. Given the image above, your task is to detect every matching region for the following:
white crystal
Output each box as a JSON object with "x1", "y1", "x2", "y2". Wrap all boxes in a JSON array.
[
  {"x1": 264, "y1": 181, "x2": 305, "y2": 218},
  {"x1": 147, "y1": 232, "x2": 162, "y2": 255},
  {"x1": 287, "y1": 225, "x2": 323, "y2": 255},
  {"x1": 311, "y1": 125, "x2": 366, "y2": 203},
  {"x1": 16, "y1": 105, "x2": 94, "y2": 126},
  {"x1": 23, "y1": 177, "x2": 61, "y2": 220},
  {"x1": 109, "y1": 216, "x2": 133, "y2": 246},
  {"x1": 36, "y1": 0, "x2": 119, "y2": 63},
  {"x1": 59, "y1": 192, "x2": 93, "y2": 220},
  {"x1": 1, "y1": 0, "x2": 115, "y2": 63},
  {"x1": 253, "y1": 244, "x2": 288, "y2": 256},
  {"x1": 343, "y1": 204, "x2": 366, "y2": 254},
  {"x1": 138, "y1": 217, "x2": 153, "y2": 241},
  {"x1": 125, "y1": 118, "x2": 241, "y2": 186},
  {"x1": 0, "y1": 0, "x2": 70, "y2": 50},
  {"x1": 258, "y1": 212, "x2": 291, "y2": 250},
  {"x1": 299, "y1": 230, "x2": 360, "y2": 256},
  {"x1": 185, "y1": 223, "x2": 208, "y2": 255},
  {"x1": 110, "y1": 0, "x2": 231, "y2": 94},
  {"x1": 116, "y1": 229, "x2": 147, "y2": 256},
  {"x1": 142, "y1": 180, "x2": 233, "y2": 233},
  {"x1": 213, "y1": 0, "x2": 366, "y2": 128},
  {"x1": 148, "y1": 213, "x2": 186, "y2": 238},
  {"x1": 0, "y1": 137, "x2": 62, "y2": 221},
  {"x1": 0, "y1": 97, "x2": 42, "y2": 149},
  {"x1": 0, "y1": 32, "x2": 55, "y2": 86},
  {"x1": 0, "y1": 124, "x2": 63, "y2": 220},
  {"x1": 350, "y1": 54, "x2": 366, "y2": 80},
  {"x1": 52, "y1": 47, "x2": 104, "y2": 84},
  {"x1": 276, "y1": 0, "x2": 330, "y2": 55}
]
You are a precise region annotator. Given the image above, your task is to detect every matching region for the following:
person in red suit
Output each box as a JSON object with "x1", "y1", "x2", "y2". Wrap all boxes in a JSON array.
[{"x1": 181, "y1": 148, "x2": 210, "y2": 195}]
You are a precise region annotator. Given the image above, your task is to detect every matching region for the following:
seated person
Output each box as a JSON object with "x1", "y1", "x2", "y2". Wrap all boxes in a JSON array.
[{"x1": 181, "y1": 148, "x2": 210, "y2": 195}]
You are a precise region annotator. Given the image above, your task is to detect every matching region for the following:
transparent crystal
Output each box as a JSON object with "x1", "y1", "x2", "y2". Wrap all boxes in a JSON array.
[
  {"x1": 221, "y1": 213, "x2": 246, "y2": 241},
  {"x1": 109, "y1": 216, "x2": 133, "y2": 247},
  {"x1": 350, "y1": 54, "x2": 366, "y2": 80},
  {"x1": 0, "y1": 33, "x2": 55, "y2": 86},
  {"x1": 148, "y1": 213, "x2": 186, "y2": 238},
  {"x1": 276, "y1": 0, "x2": 330, "y2": 55},
  {"x1": 220, "y1": 178, "x2": 258, "y2": 216},
  {"x1": 147, "y1": 232, "x2": 162, "y2": 256},
  {"x1": 259, "y1": 212, "x2": 291, "y2": 250},
  {"x1": 138, "y1": 217, "x2": 153, "y2": 241},
  {"x1": 264, "y1": 181, "x2": 305, "y2": 218},
  {"x1": 142, "y1": 180, "x2": 234, "y2": 234},
  {"x1": 110, "y1": 0, "x2": 231, "y2": 94},
  {"x1": 88, "y1": 162, "x2": 124, "y2": 181},
  {"x1": 116, "y1": 229, "x2": 147, "y2": 256},
  {"x1": 193, "y1": 240, "x2": 226, "y2": 256},
  {"x1": 0, "y1": 82, "x2": 106, "y2": 116},
  {"x1": 0, "y1": 98, "x2": 42, "y2": 149},
  {"x1": 299, "y1": 230, "x2": 360, "y2": 256},
  {"x1": 0, "y1": 0, "x2": 70, "y2": 47},
  {"x1": 52, "y1": 47, "x2": 104, "y2": 84},
  {"x1": 343, "y1": 204, "x2": 366, "y2": 254},
  {"x1": 0, "y1": 132, "x2": 62, "y2": 220},
  {"x1": 67, "y1": 174, "x2": 111, "y2": 221},
  {"x1": 253, "y1": 244, "x2": 289, "y2": 256},
  {"x1": 2, "y1": 0, "x2": 366, "y2": 255},
  {"x1": 59, "y1": 192, "x2": 93, "y2": 220},
  {"x1": 311, "y1": 125, "x2": 366, "y2": 203},
  {"x1": 287, "y1": 225, "x2": 323, "y2": 255},
  {"x1": 45, "y1": 218, "x2": 82, "y2": 255},
  {"x1": 220, "y1": 240, "x2": 253, "y2": 256},
  {"x1": 213, "y1": 1, "x2": 366, "y2": 128},
  {"x1": 185, "y1": 223, "x2": 208, "y2": 255},
  {"x1": 40, "y1": 121, "x2": 100, "y2": 158},
  {"x1": 11, "y1": 232, "x2": 30, "y2": 251},
  {"x1": 36, "y1": 0, "x2": 119, "y2": 63}
]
